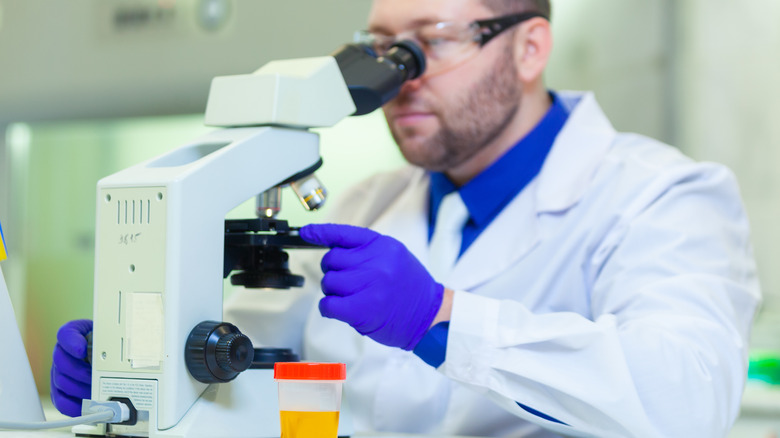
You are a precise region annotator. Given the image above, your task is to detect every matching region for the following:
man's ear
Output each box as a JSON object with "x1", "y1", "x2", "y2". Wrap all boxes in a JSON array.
[{"x1": 513, "y1": 17, "x2": 552, "y2": 83}]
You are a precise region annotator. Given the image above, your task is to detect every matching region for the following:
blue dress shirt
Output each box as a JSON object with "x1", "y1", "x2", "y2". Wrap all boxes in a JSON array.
[{"x1": 414, "y1": 91, "x2": 569, "y2": 368}]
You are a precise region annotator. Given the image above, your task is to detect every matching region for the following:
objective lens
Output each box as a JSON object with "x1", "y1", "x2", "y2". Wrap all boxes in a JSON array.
[
  {"x1": 291, "y1": 174, "x2": 327, "y2": 211},
  {"x1": 256, "y1": 187, "x2": 282, "y2": 218}
]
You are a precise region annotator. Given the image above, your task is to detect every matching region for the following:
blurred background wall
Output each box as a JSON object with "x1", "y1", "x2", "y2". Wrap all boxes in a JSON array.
[{"x1": 0, "y1": 0, "x2": 778, "y2": 432}]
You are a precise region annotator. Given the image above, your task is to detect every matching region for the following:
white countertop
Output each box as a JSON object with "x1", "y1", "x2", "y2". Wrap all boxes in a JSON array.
[
  {"x1": 1, "y1": 405, "x2": 467, "y2": 438},
  {"x1": 3, "y1": 387, "x2": 779, "y2": 438}
]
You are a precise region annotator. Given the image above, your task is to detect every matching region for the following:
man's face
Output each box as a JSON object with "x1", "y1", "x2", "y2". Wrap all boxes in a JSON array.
[{"x1": 369, "y1": 0, "x2": 523, "y2": 173}]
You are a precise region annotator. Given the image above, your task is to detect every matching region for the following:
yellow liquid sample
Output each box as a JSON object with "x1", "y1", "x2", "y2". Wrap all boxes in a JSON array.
[{"x1": 280, "y1": 410, "x2": 339, "y2": 438}]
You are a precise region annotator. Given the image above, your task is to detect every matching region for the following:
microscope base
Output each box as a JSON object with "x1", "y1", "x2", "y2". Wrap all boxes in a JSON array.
[{"x1": 73, "y1": 369, "x2": 354, "y2": 437}]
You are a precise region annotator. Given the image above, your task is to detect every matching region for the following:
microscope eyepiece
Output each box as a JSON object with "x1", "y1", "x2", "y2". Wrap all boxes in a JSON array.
[
  {"x1": 380, "y1": 40, "x2": 426, "y2": 82},
  {"x1": 332, "y1": 40, "x2": 428, "y2": 115}
]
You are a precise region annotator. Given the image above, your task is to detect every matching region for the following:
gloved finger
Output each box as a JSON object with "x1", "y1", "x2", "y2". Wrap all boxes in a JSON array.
[
  {"x1": 320, "y1": 295, "x2": 380, "y2": 336},
  {"x1": 321, "y1": 269, "x2": 376, "y2": 297},
  {"x1": 51, "y1": 364, "x2": 91, "y2": 400},
  {"x1": 300, "y1": 224, "x2": 379, "y2": 249},
  {"x1": 318, "y1": 295, "x2": 354, "y2": 323},
  {"x1": 53, "y1": 345, "x2": 92, "y2": 385},
  {"x1": 56, "y1": 319, "x2": 93, "y2": 358},
  {"x1": 320, "y1": 246, "x2": 375, "y2": 272},
  {"x1": 51, "y1": 384, "x2": 85, "y2": 418}
]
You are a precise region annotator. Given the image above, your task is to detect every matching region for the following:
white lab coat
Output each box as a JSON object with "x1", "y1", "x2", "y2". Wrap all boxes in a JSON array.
[{"x1": 225, "y1": 91, "x2": 760, "y2": 438}]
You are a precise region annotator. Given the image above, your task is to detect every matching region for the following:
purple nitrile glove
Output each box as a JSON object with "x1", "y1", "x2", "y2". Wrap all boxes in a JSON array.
[
  {"x1": 51, "y1": 319, "x2": 93, "y2": 417},
  {"x1": 299, "y1": 223, "x2": 444, "y2": 351}
]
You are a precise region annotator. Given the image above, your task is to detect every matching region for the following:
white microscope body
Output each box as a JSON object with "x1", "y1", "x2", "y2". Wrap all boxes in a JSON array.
[
  {"x1": 79, "y1": 59, "x2": 353, "y2": 438},
  {"x1": 77, "y1": 40, "x2": 423, "y2": 437}
]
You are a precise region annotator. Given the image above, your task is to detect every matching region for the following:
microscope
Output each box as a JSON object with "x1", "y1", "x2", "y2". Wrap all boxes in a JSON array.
[{"x1": 74, "y1": 41, "x2": 425, "y2": 437}]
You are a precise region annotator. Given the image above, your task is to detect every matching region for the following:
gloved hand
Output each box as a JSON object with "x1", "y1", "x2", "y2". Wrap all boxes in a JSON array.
[
  {"x1": 300, "y1": 223, "x2": 444, "y2": 351},
  {"x1": 50, "y1": 319, "x2": 93, "y2": 417}
]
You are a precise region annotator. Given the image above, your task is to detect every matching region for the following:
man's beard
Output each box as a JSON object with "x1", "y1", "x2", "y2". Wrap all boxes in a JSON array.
[{"x1": 388, "y1": 43, "x2": 522, "y2": 172}]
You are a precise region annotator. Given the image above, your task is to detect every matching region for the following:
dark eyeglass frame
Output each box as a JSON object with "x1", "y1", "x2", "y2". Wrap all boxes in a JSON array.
[{"x1": 475, "y1": 11, "x2": 549, "y2": 47}]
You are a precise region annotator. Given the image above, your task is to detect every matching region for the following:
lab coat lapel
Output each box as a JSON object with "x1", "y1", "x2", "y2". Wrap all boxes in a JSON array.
[
  {"x1": 447, "y1": 91, "x2": 617, "y2": 291},
  {"x1": 370, "y1": 168, "x2": 430, "y2": 262},
  {"x1": 447, "y1": 182, "x2": 540, "y2": 291}
]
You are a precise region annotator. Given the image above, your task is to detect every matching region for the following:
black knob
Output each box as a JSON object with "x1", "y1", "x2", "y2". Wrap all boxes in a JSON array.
[
  {"x1": 215, "y1": 332, "x2": 253, "y2": 373},
  {"x1": 185, "y1": 321, "x2": 254, "y2": 383}
]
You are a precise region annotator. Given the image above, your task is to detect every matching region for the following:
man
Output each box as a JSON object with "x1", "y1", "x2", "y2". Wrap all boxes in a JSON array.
[{"x1": 52, "y1": 0, "x2": 760, "y2": 436}]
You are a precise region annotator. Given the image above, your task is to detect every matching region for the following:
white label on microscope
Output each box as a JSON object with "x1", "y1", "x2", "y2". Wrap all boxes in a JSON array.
[
  {"x1": 99, "y1": 378, "x2": 157, "y2": 410},
  {"x1": 128, "y1": 291, "x2": 164, "y2": 368}
]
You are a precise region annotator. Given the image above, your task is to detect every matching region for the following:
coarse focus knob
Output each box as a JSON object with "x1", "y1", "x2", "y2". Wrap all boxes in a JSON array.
[{"x1": 185, "y1": 321, "x2": 254, "y2": 383}]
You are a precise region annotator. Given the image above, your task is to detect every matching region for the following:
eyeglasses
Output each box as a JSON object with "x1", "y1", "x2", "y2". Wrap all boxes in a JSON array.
[{"x1": 355, "y1": 11, "x2": 548, "y2": 77}]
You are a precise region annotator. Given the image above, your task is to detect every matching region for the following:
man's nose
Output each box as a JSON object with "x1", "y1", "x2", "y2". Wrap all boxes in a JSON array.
[{"x1": 399, "y1": 76, "x2": 423, "y2": 94}]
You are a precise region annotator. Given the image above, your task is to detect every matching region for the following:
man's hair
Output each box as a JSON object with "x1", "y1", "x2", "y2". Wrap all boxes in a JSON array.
[{"x1": 480, "y1": 0, "x2": 551, "y2": 19}]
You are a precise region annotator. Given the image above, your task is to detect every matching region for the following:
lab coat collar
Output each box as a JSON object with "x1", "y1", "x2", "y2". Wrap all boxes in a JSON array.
[{"x1": 534, "y1": 91, "x2": 617, "y2": 213}]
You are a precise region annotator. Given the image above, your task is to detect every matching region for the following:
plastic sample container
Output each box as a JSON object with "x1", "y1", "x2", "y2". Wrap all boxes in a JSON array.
[{"x1": 274, "y1": 362, "x2": 346, "y2": 438}]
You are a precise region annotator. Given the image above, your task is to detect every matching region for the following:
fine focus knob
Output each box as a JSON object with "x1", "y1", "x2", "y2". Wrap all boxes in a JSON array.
[
  {"x1": 215, "y1": 332, "x2": 253, "y2": 373},
  {"x1": 185, "y1": 321, "x2": 254, "y2": 383}
]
